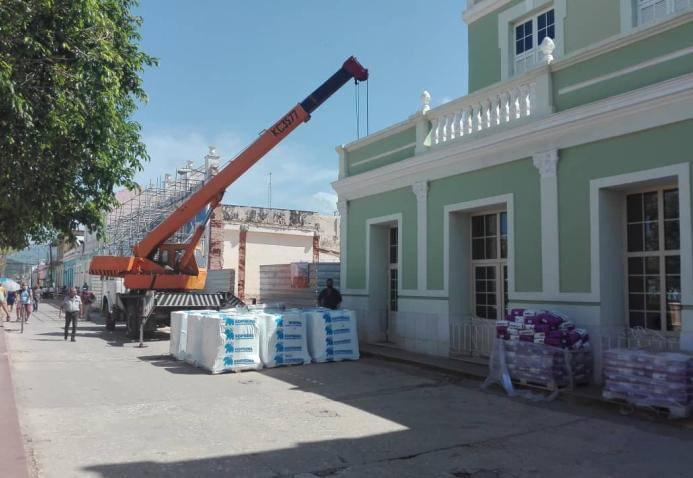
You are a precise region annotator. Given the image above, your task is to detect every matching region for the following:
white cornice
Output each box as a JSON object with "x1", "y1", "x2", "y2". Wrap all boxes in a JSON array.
[
  {"x1": 551, "y1": 11, "x2": 693, "y2": 72},
  {"x1": 462, "y1": 0, "x2": 515, "y2": 24},
  {"x1": 333, "y1": 73, "x2": 693, "y2": 201}
]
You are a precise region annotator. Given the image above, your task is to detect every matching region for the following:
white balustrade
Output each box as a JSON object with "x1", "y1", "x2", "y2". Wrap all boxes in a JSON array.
[{"x1": 424, "y1": 66, "x2": 553, "y2": 148}]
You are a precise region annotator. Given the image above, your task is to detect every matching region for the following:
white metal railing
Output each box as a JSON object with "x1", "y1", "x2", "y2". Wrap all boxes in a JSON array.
[
  {"x1": 601, "y1": 327, "x2": 681, "y2": 353},
  {"x1": 450, "y1": 316, "x2": 496, "y2": 358}
]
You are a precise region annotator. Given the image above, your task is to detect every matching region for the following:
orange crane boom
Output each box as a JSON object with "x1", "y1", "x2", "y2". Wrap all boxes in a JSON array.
[{"x1": 90, "y1": 57, "x2": 368, "y2": 291}]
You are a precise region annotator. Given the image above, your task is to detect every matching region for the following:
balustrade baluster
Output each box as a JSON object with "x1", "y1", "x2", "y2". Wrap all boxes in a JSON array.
[
  {"x1": 463, "y1": 107, "x2": 472, "y2": 135},
  {"x1": 483, "y1": 100, "x2": 492, "y2": 129},
  {"x1": 509, "y1": 88, "x2": 518, "y2": 121},
  {"x1": 490, "y1": 95, "x2": 500, "y2": 126},
  {"x1": 499, "y1": 92, "x2": 509, "y2": 124},
  {"x1": 521, "y1": 88, "x2": 527, "y2": 118},
  {"x1": 430, "y1": 118, "x2": 439, "y2": 145},
  {"x1": 528, "y1": 82, "x2": 537, "y2": 117}
]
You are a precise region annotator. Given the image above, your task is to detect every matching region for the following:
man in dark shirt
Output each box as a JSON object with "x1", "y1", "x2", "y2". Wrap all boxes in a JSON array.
[{"x1": 318, "y1": 278, "x2": 342, "y2": 310}]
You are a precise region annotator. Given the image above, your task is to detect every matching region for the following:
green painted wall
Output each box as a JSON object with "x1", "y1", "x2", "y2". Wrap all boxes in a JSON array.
[
  {"x1": 346, "y1": 127, "x2": 416, "y2": 176},
  {"x1": 558, "y1": 120, "x2": 693, "y2": 293},
  {"x1": 426, "y1": 158, "x2": 542, "y2": 291},
  {"x1": 468, "y1": 10, "x2": 504, "y2": 93},
  {"x1": 347, "y1": 187, "x2": 418, "y2": 290},
  {"x1": 564, "y1": 0, "x2": 620, "y2": 53},
  {"x1": 555, "y1": 22, "x2": 693, "y2": 111}
]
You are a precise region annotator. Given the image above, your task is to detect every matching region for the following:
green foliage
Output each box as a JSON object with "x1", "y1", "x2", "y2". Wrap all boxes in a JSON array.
[{"x1": 0, "y1": 0, "x2": 156, "y2": 249}]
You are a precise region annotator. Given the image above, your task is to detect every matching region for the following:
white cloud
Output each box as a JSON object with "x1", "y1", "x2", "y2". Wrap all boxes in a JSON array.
[{"x1": 140, "y1": 130, "x2": 340, "y2": 214}]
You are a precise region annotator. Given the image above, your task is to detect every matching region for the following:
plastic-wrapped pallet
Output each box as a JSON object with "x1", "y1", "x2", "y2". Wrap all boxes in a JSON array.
[
  {"x1": 303, "y1": 308, "x2": 359, "y2": 363},
  {"x1": 602, "y1": 349, "x2": 693, "y2": 418},
  {"x1": 169, "y1": 311, "x2": 189, "y2": 361},
  {"x1": 198, "y1": 313, "x2": 262, "y2": 374},
  {"x1": 256, "y1": 309, "x2": 310, "y2": 368},
  {"x1": 184, "y1": 311, "x2": 207, "y2": 366}
]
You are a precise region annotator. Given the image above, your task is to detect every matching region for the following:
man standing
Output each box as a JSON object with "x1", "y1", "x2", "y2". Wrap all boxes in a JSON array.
[
  {"x1": 317, "y1": 278, "x2": 342, "y2": 310},
  {"x1": 59, "y1": 287, "x2": 83, "y2": 342}
]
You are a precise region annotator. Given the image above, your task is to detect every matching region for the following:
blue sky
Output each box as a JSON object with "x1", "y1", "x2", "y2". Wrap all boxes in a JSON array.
[{"x1": 134, "y1": 0, "x2": 469, "y2": 214}]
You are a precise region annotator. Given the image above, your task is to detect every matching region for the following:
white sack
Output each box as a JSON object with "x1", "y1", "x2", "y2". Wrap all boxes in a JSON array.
[
  {"x1": 257, "y1": 309, "x2": 310, "y2": 368},
  {"x1": 304, "y1": 308, "x2": 359, "y2": 363},
  {"x1": 169, "y1": 311, "x2": 188, "y2": 361},
  {"x1": 198, "y1": 313, "x2": 262, "y2": 374}
]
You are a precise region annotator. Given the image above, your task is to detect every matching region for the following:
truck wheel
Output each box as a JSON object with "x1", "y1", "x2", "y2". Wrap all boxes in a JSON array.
[{"x1": 104, "y1": 301, "x2": 116, "y2": 331}]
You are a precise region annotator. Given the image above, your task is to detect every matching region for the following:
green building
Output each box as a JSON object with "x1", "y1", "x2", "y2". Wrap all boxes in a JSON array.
[{"x1": 333, "y1": 0, "x2": 693, "y2": 375}]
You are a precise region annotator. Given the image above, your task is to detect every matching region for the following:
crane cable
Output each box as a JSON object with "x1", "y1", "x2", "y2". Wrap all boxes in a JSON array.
[{"x1": 354, "y1": 78, "x2": 370, "y2": 140}]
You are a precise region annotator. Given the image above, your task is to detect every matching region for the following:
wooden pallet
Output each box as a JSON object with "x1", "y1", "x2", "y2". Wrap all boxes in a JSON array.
[{"x1": 602, "y1": 391, "x2": 691, "y2": 419}]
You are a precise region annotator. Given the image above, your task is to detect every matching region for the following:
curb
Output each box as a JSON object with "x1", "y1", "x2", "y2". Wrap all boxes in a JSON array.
[{"x1": 0, "y1": 331, "x2": 31, "y2": 478}]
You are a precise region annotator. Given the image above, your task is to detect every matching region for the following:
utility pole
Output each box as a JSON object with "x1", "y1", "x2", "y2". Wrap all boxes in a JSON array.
[{"x1": 268, "y1": 172, "x2": 272, "y2": 209}]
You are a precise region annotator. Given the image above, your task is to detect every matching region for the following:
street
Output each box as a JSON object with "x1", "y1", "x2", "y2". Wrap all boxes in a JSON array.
[{"x1": 3, "y1": 302, "x2": 693, "y2": 478}]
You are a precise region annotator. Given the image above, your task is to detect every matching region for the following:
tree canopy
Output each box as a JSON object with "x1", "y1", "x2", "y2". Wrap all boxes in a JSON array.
[{"x1": 0, "y1": 0, "x2": 156, "y2": 249}]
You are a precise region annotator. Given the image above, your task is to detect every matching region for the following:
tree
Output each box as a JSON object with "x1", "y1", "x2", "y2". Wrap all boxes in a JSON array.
[{"x1": 0, "y1": 0, "x2": 156, "y2": 249}]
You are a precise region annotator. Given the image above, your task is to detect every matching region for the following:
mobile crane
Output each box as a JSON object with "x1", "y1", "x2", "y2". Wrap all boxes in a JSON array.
[{"x1": 90, "y1": 57, "x2": 369, "y2": 341}]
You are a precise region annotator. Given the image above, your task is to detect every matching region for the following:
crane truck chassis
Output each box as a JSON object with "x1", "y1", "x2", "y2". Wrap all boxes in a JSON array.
[{"x1": 90, "y1": 57, "x2": 369, "y2": 343}]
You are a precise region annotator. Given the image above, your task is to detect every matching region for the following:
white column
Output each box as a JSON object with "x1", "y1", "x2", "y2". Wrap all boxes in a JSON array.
[
  {"x1": 336, "y1": 145, "x2": 347, "y2": 179},
  {"x1": 412, "y1": 181, "x2": 428, "y2": 291},
  {"x1": 337, "y1": 199, "x2": 348, "y2": 290},
  {"x1": 533, "y1": 150, "x2": 560, "y2": 297}
]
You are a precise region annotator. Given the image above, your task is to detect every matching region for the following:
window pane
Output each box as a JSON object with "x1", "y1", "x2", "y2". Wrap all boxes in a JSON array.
[
  {"x1": 547, "y1": 24, "x2": 555, "y2": 39},
  {"x1": 390, "y1": 227, "x2": 398, "y2": 245},
  {"x1": 627, "y1": 194, "x2": 643, "y2": 222},
  {"x1": 665, "y1": 220, "x2": 680, "y2": 250},
  {"x1": 643, "y1": 191, "x2": 658, "y2": 221},
  {"x1": 485, "y1": 214, "x2": 497, "y2": 235},
  {"x1": 486, "y1": 266, "x2": 496, "y2": 280},
  {"x1": 487, "y1": 293, "x2": 497, "y2": 306},
  {"x1": 472, "y1": 239, "x2": 485, "y2": 260},
  {"x1": 476, "y1": 293, "x2": 487, "y2": 305},
  {"x1": 629, "y1": 311, "x2": 645, "y2": 328},
  {"x1": 475, "y1": 267, "x2": 486, "y2": 280},
  {"x1": 485, "y1": 238, "x2": 497, "y2": 259},
  {"x1": 500, "y1": 237, "x2": 508, "y2": 259},
  {"x1": 666, "y1": 255, "x2": 681, "y2": 274},
  {"x1": 538, "y1": 13, "x2": 546, "y2": 29},
  {"x1": 500, "y1": 212, "x2": 507, "y2": 235},
  {"x1": 644, "y1": 221, "x2": 659, "y2": 251},
  {"x1": 645, "y1": 276, "x2": 660, "y2": 293},
  {"x1": 476, "y1": 280, "x2": 487, "y2": 293},
  {"x1": 666, "y1": 275, "x2": 681, "y2": 296},
  {"x1": 547, "y1": 9, "x2": 555, "y2": 24},
  {"x1": 516, "y1": 40, "x2": 524, "y2": 55},
  {"x1": 646, "y1": 312, "x2": 661, "y2": 331},
  {"x1": 525, "y1": 36, "x2": 533, "y2": 51},
  {"x1": 664, "y1": 189, "x2": 679, "y2": 219},
  {"x1": 629, "y1": 294, "x2": 645, "y2": 310},
  {"x1": 472, "y1": 216, "x2": 484, "y2": 238},
  {"x1": 646, "y1": 293, "x2": 661, "y2": 310},
  {"x1": 627, "y1": 223, "x2": 643, "y2": 252},
  {"x1": 628, "y1": 257, "x2": 644, "y2": 275},
  {"x1": 516, "y1": 23, "x2": 524, "y2": 40},
  {"x1": 645, "y1": 256, "x2": 659, "y2": 274},
  {"x1": 487, "y1": 279, "x2": 496, "y2": 293},
  {"x1": 524, "y1": 20, "x2": 532, "y2": 35},
  {"x1": 629, "y1": 276, "x2": 644, "y2": 293}
]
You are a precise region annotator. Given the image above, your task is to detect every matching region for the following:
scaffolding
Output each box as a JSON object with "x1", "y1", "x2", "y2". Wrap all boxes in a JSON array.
[{"x1": 97, "y1": 147, "x2": 221, "y2": 258}]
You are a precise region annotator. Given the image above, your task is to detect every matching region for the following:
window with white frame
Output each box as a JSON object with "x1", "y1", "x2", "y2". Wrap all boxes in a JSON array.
[
  {"x1": 638, "y1": 0, "x2": 692, "y2": 25},
  {"x1": 388, "y1": 226, "x2": 398, "y2": 312},
  {"x1": 514, "y1": 8, "x2": 555, "y2": 76},
  {"x1": 626, "y1": 187, "x2": 681, "y2": 332},
  {"x1": 471, "y1": 212, "x2": 508, "y2": 320}
]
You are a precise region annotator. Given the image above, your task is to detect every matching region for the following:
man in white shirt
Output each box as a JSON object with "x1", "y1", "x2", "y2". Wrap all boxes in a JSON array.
[{"x1": 59, "y1": 288, "x2": 83, "y2": 342}]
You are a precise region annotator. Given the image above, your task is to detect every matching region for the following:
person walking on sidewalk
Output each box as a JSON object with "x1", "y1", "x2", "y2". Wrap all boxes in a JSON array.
[
  {"x1": 18, "y1": 283, "x2": 33, "y2": 323},
  {"x1": 0, "y1": 284, "x2": 10, "y2": 323},
  {"x1": 59, "y1": 288, "x2": 83, "y2": 342}
]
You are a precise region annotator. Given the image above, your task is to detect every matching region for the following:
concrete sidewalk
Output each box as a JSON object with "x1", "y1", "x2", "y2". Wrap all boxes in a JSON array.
[{"x1": 1, "y1": 321, "x2": 30, "y2": 478}]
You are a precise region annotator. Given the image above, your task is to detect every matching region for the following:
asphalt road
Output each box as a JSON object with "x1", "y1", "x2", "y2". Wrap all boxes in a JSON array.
[{"x1": 5, "y1": 303, "x2": 693, "y2": 477}]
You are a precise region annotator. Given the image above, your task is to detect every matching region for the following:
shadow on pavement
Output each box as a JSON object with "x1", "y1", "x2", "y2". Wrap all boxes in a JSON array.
[
  {"x1": 137, "y1": 354, "x2": 208, "y2": 375},
  {"x1": 35, "y1": 325, "x2": 170, "y2": 347}
]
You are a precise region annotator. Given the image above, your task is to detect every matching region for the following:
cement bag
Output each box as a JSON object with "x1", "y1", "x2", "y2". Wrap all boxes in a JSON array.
[
  {"x1": 258, "y1": 309, "x2": 310, "y2": 368},
  {"x1": 198, "y1": 313, "x2": 262, "y2": 374},
  {"x1": 169, "y1": 311, "x2": 188, "y2": 360},
  {"x1": 304, "y1": 308, "x2": 359, "y2": 363}
]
